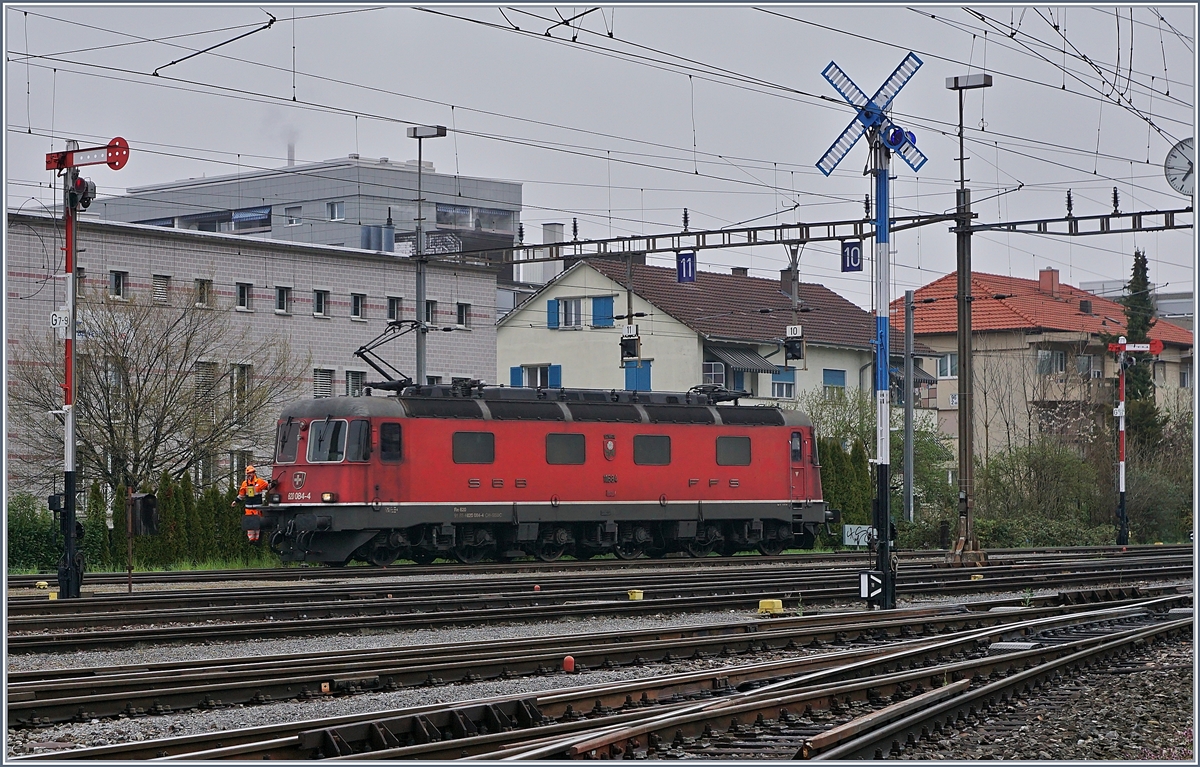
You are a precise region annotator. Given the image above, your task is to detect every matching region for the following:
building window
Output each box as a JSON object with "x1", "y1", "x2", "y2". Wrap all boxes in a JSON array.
[
  {"x1": 937, "y1": 353, "x2": 959, "y2": 378},
  {"x1": 452, "y1": 431, "x2": 495, "y2": 464},
  {"x1": 285, "y1": 206, "x2": 302, "y2": 226},
  {"x1": 313, "y1": 368, "x2": 334, "y2": 398},
  {"x1": 194, "y1": 279, "x2": 213, "y2": 307},
  {"x1": 560, "y1": 297, "x2": 583, "y2": 327},
  {"x1": 1036, "y1": 349, "x2": 1066, "y2": 375},
  {"x1": 236, "y1": 282, "x2": 253, "y2": 310},
  {"x1": 633, "y1": 434, "x2": 671, "y2": 465},
  {"x1": 109, "y1": 271, "x2": 127, "y2": 299},
  {"x1": 822, "y1": 369, "x2": 846, "y2": 399},
  {"x1": 313, "y1": 290, "x2": 329, "y2": 317},
  {"x1": 230, "y1": 364, "x2": 252, "y2": 424},
  {"x1": 387, "y1": 296, "x2": 402, "y2": 321},
  {"x1": 152, "y1": 275, "x2": 170, "y2": 303},
  {"x1": 1075, "y1": 354, "x2": 1094, "y2": 376},
  {"x1": 425, "y1": 300, "x2": 437, "y2": 325},
  {"x1": 351, "y1": 293, "x2": 366, "y2": 320},
  {"x1": 702, "y1": 361, "x2": 726, "y2": 388},
  {"x1": 275, "y1": 286, "x2": 292, "y2": 314},
  {"x1": 327, "y1": 201, "x2": 345, "y2": 221},
  {"x1": 1181, "y1": 365, "x2": 1192, "y2": 389},
  {"x1": 546, "y1": 433, "x2": 586, "y2": 465},
  {"x1": 426, "y1": 375, "x2": 443, "y2": 385},
  {"x1": 771, "y1": 366, "x2": 796, "y2": 399},
  {"x1": 346, "y1": 370, "x2": 365, "y2": 397},
  {"x1": 456, "y1": 303, "x2": 471, "y2": 327}
]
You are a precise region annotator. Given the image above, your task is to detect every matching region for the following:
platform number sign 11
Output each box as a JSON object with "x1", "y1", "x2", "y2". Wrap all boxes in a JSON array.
[
  {"x1": 841, "y1": 240, "x2": 863, "y2": 273},
  {"x1": 676, "y1": 250, "x2": 696, "y2": 283}
]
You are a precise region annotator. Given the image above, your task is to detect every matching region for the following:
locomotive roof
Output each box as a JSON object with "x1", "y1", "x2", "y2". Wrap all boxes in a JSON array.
[{"x1": 280, "y1": 386, "x2": 812, "y2": 428}]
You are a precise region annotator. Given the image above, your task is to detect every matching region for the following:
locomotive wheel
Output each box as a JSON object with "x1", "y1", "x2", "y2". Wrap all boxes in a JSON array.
[
  {"x1": 686, "y1": 525, "x2": 723, "y2": 558},
  {"x1": 453, "y1": 544, "x2": 493, "y2": 564},
  {"x1": 409, "y1": 550, "x2": 437, "y2": 565},
  {"x1": 757, "y1": 537, "x2": 787, "y2": 556},
  {"x1": 613, "y1": 541, "x2": 644, "y2": 560},
  {"x1": 369, "y1": 546, "x2": 400, "y2": 567},
  {"x1": 796, "y1": 530, "x2": 817, "y2": 550},
  {"x1": 535, "y1": 541, "x2": 567, "y2": 562}
]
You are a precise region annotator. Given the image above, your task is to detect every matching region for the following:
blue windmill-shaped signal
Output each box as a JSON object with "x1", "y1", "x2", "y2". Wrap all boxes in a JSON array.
[{"x1": 816, "y1": 52, "x2": 927, "y2": 176}]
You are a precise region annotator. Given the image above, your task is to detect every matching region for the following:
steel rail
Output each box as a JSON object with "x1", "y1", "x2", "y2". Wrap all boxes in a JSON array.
[
  {"x1": 7, "y1": 544, "x2": 1187, "y2": 588},
  {"x1": 7, "y1": 563, "x2": 1191, "y2": 653},
  {"x1": 11, "y1": 594, "x2": 1189, "y2": 761}
]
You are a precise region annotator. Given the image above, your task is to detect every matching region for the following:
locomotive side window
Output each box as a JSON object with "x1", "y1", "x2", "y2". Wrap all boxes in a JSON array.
[
  {"x1": 346, "y1": 420, "x2": 371, "y2": 462},
  {"x1": 810, "y1": 435, "x2": 820, "y2": 466},
  {"x1": 633, "y1": 435, "x2": 671, "y2": 465},
  {"x1": 380, "y1": 423, "x2": 402, "y2": 462},
  {"x1": 790, "y1": 432, "x2": 803, "y2": 462},
  {"x1": 453, "y1": 431, "x2": 495, "y2": 464},
  {"x1": 546, "y1": 433, "x2": 586, "y2": 465},
  {"x1": 275, "y1": 421, "x2": 301, "y2": 463},
  {"x1": 308, "y1": 419, "x2": 347, "y2": 462},
  {"x1": 716, "y1": 436, "x2": 751, "y2": 466}
]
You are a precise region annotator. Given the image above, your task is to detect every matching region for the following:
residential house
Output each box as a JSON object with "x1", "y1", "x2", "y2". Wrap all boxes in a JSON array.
[
  {"x1": 497, "y1": 260, "x2": 937, "y2": 407},
  {"x1": 895, "y1": 267, "x2": 1193, "y2": 459}
]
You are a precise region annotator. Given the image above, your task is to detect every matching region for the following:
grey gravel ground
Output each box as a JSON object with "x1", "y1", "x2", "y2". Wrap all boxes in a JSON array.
[{"x1": 6, "y1": 577, "x2": 1192, "y2": 758}]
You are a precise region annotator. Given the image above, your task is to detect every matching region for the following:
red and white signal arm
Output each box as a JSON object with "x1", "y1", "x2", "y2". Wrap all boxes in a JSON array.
[
  {"x1": 46, "y1": 137, "x2": 129, "y2": 171},
  {"x1": 1110, "y1": 339, "x2": 1164, "y2": 355}
]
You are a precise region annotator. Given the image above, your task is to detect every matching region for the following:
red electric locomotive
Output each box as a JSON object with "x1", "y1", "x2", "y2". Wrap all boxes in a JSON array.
[{"x1": 252, "y1": 383, "x2": 837, "y2": 566}]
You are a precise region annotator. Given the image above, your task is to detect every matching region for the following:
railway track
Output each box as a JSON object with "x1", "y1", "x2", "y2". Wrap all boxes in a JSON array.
[
  {"x1": 8, "y1": 553, "x2": 1192, "y2": 652},
  {"x1": 7, "y1": 544, "x2": 1187, "y2": 589},
  {"x1": 6, "y1": 587, "x2": 1165, "y2": 727},
  {"x1": 11, "y1": 590, "x2": 1190, "y2": 760}
]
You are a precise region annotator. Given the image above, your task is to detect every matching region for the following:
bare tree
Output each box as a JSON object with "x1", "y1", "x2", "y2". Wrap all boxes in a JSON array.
[{"x1": 9, "y1": 287, "x2": 307, "y2": 494}]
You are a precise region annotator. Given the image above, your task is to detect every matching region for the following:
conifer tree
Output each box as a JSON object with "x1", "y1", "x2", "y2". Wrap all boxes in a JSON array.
[
  {"x1": 1122, "y1": 248, "x2": 1164, "y2": 445},
  {"x1": 82, "y1": 481, "x2": 110, "y2": 571}
]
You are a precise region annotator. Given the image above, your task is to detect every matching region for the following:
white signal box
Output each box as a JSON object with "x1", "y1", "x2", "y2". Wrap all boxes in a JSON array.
[
  {"x1": 622, "y1": 324, "x2": 639, "y2": 338},
  {"x1": 786, "y1": 325, "x2": 803, "y2": 339}
]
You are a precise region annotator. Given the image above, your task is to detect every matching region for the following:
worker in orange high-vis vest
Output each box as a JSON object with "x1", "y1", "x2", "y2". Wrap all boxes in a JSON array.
[{"x1": 233, "y1": 465, "x2": 269, "y2": 541}]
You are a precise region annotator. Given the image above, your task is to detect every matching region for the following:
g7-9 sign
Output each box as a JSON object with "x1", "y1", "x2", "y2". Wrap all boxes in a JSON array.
[{"x1": 841, "y1": 240, "x2": 863, "y2": 272}]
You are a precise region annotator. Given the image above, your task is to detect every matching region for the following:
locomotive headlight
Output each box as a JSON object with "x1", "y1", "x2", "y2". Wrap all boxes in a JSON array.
[
  {"x1": 269, "y1": 493, "x2": 282, "y2": 504},
  {"x1": 321, "y1": 492, "x2": 338, "y2": 503}
]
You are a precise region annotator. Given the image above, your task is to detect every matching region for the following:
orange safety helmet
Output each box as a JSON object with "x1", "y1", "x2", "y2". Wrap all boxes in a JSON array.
[{"x1": 245, "y1": 465, "x2": 256, "y2": 475}]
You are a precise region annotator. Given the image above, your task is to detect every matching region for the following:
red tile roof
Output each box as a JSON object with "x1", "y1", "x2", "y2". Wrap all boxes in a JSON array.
[
  {"x1": 585, "y1": 260, "x2": 932, "y2": 354},
  {"x1": 892, "y1": 270, "x2": 1192, "y2": 348}
]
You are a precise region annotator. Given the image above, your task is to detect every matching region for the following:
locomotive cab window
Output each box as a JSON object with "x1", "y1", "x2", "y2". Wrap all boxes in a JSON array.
[
  {"x1": 716, "y1": 436, "x2": 751, "y2": 466},
  {"x1": 546, "y1": 433, "x2": 586, "y2": 465},
  {"x1": 308, "y1": 419, "x2": 347, "y2": 462},
  {"x1": 790, "y1": 432, "x2": 803, "y2": 462},
  {"x1": 275, "y1": 421, "x2": 301, "y2": 463},
  {"x1": 453, "y1": 431, "x2": 495, "y2": 464},
  {"x1": 380, "y1": 423, "x2": 402, "y2": 462},
  {"x1": 346, "y1": 419, "x2": 371, "y2": 462},
  {"x1": 633, "y1": 435, "x2": 671, "y2": 465}
]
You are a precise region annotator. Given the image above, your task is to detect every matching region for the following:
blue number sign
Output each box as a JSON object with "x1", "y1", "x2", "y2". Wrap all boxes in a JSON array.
[
  {"x1": 841, "y1": 240, "x2": 863, "y2": 272},
  {"x1": 676, "y1": 250, "x2": 696, "y2": 283}
]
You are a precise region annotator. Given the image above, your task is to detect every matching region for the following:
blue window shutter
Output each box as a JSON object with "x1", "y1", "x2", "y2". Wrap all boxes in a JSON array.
[
  {"x1": 548, "y1": 365, "x2": 562, "y2": 388},
  {"x1": 592, "y1": 296, "x2": 614, "y2": 327},
  {"x1": 510, "y1": 366, "x2": 523, "y2": 387},
  {"x1": 733, "y1": 370, "x2": 744, "y2": 391},
  {"x1": 639, "y1": 360, "x2": 652, "y2": 391},
  {"x1": 624, "y1": 361, "x2": 636, "y2": 391},
  {"x1": 546, "y1": 299, "x2": 559, "y2": 329}
]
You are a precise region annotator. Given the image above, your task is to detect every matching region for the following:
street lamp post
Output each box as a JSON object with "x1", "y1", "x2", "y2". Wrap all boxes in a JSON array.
[
  {"x1": 407, "y1": 125, "x2": 447, "y2": 386},
  {"x1": 945, "y1": 73, "x2": 991, "y2": 567}
]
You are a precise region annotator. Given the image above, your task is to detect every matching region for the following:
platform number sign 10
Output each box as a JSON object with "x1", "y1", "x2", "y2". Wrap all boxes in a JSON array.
[
  {"x1": 841, "y1": 240, "x2": 863, "y2": 273},
  {"x1": 676, "y1": 250, "x2": 696, "y2": 283}
]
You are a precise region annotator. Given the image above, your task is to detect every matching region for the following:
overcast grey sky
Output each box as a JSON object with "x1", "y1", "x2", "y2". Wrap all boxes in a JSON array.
[{"x1": 5, "y1": 4, "x2": 1195, "y2": 309}]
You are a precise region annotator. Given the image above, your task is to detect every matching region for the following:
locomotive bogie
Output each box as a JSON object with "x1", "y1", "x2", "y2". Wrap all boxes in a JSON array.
[{"x1": 258, "y1": 386, "x2": 835, "y2": 565}]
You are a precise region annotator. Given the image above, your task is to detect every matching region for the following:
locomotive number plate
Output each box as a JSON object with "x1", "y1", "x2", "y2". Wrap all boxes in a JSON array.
[{"x1": 287, "y1": 492, "x2": 312, "y2": 500}]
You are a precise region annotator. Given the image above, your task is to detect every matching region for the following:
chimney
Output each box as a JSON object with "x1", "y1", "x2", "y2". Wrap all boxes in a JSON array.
[
  {"x1": 780, "y1": 269, "x2": 796, "y2": 298},
  {"x1": 287, "y1": 143, "x2": 295, "y2": 167},
  {"x1": 543, "y1": 223, "x2": 564, "y2": 244},
  {"x1": 1039, "y1": 267, "x2": 1060, "y2": 297},
  {"x1": 731, "y1": 267, "x2": 749, "y2": 277}
]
